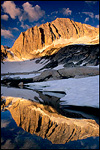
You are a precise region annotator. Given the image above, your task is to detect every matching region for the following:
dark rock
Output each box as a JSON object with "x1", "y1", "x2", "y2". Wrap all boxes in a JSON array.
[
  {"x1": 1, "y1": 78, "x2": 33, "y2": 87},
  {"x1": 33, "y1": 66, "x2": 99, "y2": 82},
  {"x1": 39, "y1": 60, "x2": 58, "y2": 70},
  {"x1": 36, "y1": 44, "x2": 99, "y2": 70},
  {"x1": 58, "y1": 67, "x2": 99, "y2": 78},
  {"x1": 64, "y1": 62, "x2": 75, "y2": 68},
  {"x1": 33, "y1": 69, "x2": 60, "y2": 82}
]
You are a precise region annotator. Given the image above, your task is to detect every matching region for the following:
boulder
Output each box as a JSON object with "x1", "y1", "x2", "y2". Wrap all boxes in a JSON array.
[
  {"x1": 58, "y1": 67, "x2": 99, "y2": 78},
  {"x1": 32, "y1": 66, "x2": 99, "y2": 82},
  {"x1": 33, "y1": 69, "x2": 60, "y2": 82}
]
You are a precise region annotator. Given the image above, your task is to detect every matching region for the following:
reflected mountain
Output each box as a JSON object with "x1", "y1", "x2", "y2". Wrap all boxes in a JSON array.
[{"x1": 2, "y1": 96, "x2": 99, "y2": 144}]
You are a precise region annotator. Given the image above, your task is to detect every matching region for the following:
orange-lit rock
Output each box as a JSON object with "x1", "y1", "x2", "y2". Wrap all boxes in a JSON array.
[{"x1": 9, "y1": 18, "x2": 99, "y2": 60}]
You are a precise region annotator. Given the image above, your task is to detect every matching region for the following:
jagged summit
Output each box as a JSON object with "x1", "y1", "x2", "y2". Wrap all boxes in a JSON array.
[{"x1": 9, "y1": 18, "x2": 99, "y2": 60}]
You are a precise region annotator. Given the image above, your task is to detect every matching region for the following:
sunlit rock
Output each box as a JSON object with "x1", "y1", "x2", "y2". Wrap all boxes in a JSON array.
[{"x1": 9, "y1": 18, "x2": 99, "y2": 60}]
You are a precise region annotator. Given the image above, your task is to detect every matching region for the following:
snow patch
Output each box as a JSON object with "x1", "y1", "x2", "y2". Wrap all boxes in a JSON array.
[
  {"x1": 73, "y1": 62, "x2": 78, "y2": 65},
  {"x1": 1, "y1": 59, "x2": 49, "y2": 74},
  {"x1": 1, "y1": 86, "x2": 41, "y2": 103},
  {"x1": 87, "y1": 65, "x2": 99, "y2": 68},
  {"x1": 25, "y1": 75, "x2": 99, "y2": 108},
  {"x1": 80, "y1": 62, "x2": 86, "y2": 66},
  {"x1": 53, "y1": 64, "x2": 64, "y2": 70}
]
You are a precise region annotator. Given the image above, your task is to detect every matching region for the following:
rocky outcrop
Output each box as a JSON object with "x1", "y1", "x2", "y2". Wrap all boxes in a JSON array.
[
  {"x1": 3, "y1": 97, "x2": 99, "y2": 144},
  {"x1": 9, "y1": 18, "x2": 99, "y2": 60},
  {"x1": 1, "y1": 77, "x2": 33, "y2": 87},
  {"x1": 1, "y1": 45, "x2": 8, "y2": 62},
  {"x1": 58, "y1": 67, "x2": 99, "y2": 78},
  {"x1": 38, "y1": 44, "x2": 99, "y2": 70},
  {"x1": 32, "y1": 66, "x2": 99, "y2": 82},
  {"x1": 33, "y1": 69, "x2": 61, "y2": 81},
  {"x1": 1, "y1": 45, "x2": 14, "y2": 62}
]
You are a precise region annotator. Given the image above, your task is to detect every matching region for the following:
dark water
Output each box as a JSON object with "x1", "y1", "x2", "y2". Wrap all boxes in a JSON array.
[{"x1": 1, "y1": 86, "x2": 99, "y2": 149}]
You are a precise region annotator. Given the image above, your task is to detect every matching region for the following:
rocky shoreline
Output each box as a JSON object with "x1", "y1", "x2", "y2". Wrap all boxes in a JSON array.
[{"x1": 1, "y1": 66, "x2": 99, "y2": 88}]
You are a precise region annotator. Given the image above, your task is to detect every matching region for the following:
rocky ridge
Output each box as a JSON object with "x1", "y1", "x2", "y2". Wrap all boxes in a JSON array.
[
  {"x1": 9, "y1": 18, "x2": 99, "y2": 60},
  {"x1": 1, "y1": 96, "x2": 99, "y2": 144},
  {"x1": 37, "y1": 44, "x2": 99, "y2": 69}
]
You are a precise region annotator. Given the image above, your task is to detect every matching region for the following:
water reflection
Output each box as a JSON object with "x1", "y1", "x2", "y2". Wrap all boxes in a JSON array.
[
  {"x1": 1, "y1": 110, "x2": 99, "y2": 149},
  {"x1": 1, "y1": 85, "x2": 99, "y2": 148},
  {"x1": 1, "y1": 96, "x2": 99, "y2": 145}
]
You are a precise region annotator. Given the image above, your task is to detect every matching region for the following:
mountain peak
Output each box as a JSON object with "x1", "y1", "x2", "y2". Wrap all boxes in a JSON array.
[
  {"x1": 55, "y1": 17, "x2": 70, "y2": 20},
  {"x1": 9, "y1": 18, "x2": 99, "y2": 60}
]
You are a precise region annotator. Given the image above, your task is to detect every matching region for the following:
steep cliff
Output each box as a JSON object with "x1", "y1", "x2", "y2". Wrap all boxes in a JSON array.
[{"x1": 10, "y1": 18, "x2": 99, "y2": 60}]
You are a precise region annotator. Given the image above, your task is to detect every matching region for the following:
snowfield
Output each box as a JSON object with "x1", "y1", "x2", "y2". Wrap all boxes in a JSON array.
[
  {"x1": 1, "y1": 59, "x2": 49, "y2": 74},
  {"x1": 1, "y1": 57, "x2": 99, "y2": 109},
  {"x1": 25, "y1": 75, "x2": 99, "y2": 108}
]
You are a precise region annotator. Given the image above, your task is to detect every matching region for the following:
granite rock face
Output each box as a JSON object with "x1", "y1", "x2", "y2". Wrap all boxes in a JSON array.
[
  {"x1": 4, "y1": 97, "x2": 99, "y2": 144},
  {"x1": 9, "y1": 18, "x2": 99, "y2": 59}
]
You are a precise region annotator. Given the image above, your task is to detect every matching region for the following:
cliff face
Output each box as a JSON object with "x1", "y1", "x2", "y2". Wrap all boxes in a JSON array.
[
  {"x1": 3, "y1": 97, "x2": 99, "y2": 144},
  {"x1": 10, "y1": 18, "x2": 99, "y2": 59}
]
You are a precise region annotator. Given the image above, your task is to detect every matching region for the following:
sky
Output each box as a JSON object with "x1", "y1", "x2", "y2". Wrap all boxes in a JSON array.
[{"x1": 1, "y1": 1, "x2": 99, "y2": 48}]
